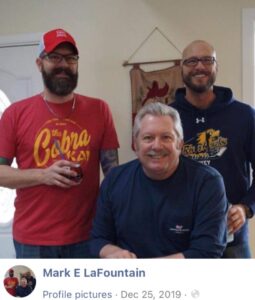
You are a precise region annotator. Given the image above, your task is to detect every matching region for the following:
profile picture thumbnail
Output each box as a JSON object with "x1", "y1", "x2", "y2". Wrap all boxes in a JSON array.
[{"x1": 3, "y1": 265, "x2": 36, "y2": 297}]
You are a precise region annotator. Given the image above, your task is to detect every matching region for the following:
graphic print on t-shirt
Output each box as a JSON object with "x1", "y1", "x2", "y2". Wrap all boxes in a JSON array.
[
  {"x1": 182, "y1": 128, "x2": 228, "y2": 165},
  {"x1": 33, "y1": 118, "x2": 91, "y2": 167}
]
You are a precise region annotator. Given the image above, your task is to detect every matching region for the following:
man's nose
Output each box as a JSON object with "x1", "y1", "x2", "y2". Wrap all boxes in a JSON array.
[
  {"x1": 58, "y1": 58, "x2": 70, "y2": 66},
  {"x1": 194, "y1": 60, "x2": 207, "y2": 69},
  {"x1": 152, "y1": 137, "x2": 162, "y2": 148}
]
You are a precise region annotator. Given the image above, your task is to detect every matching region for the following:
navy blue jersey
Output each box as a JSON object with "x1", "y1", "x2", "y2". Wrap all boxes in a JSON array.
[{"x1": 171, "y1": 86, "x2": 255, "y2": 245}]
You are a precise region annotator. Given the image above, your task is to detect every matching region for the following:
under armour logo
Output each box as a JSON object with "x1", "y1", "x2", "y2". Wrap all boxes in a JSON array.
[{"x1": 196, "y1": 117, "x2": 205, "y2": 123}]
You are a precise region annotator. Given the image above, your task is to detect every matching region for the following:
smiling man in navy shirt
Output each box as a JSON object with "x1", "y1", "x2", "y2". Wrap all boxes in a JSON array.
[{"x1": 90, "y1": 102, "x2": 227, "y2": 258}]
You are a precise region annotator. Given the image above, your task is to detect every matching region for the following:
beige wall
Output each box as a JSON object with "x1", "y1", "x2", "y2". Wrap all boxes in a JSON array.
[{"x1": 0, "y1": 0, "x2": 255, "y2": 256}]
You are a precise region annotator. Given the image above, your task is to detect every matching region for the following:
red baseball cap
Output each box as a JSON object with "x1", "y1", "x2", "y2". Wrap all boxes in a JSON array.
[{"x1": 38, "y1": 28, "x2": 78, "y2": 56}]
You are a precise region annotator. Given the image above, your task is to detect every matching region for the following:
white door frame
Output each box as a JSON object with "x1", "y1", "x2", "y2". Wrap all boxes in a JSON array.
[{"x1": 242, "y1": 8, "x2": 255, "y2": 107}]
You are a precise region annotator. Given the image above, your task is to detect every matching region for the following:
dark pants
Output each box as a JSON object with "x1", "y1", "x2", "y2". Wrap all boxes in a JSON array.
[
  {"x1": 222, "y1": 242, "x2": 251, "y2": 258},
  {"x1": 14, "y1": 239, "x2": 91, "y2": 258}
]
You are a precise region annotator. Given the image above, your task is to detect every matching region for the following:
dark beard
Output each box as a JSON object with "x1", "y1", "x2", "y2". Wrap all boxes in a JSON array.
[
  {"x1": 182, "y1": 70, "x2": 215, "y2": 93},
  {"x1": 42, "y1": 67, "x2": 78, "y2": 96}
]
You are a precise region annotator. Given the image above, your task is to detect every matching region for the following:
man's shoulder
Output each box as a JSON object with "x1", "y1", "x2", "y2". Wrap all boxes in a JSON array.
[
  {"x1": 76, "y1": 94, "x2": 112, "y2": 113},
  {"x1": 214, "y1": 86, "x2": 254, "y2": 113},
  {"x1": 8, "y1": 94, "x2": 41, "y2": 108},
  {"x1": 76, "y1": 94, "x2": 107, "y2": 105},
  {"x1": 109, "y1": 159, "x2": 139, "y2": 173},
  {"x1": 2, "y1": 95, "x2": 41, "y2": 117},
  {"x1": 106, "y1": 159, "x2": 139, "y2": 180},
  {"x1": 230, "y1": 98, "x2": 255, "y2": 113}
]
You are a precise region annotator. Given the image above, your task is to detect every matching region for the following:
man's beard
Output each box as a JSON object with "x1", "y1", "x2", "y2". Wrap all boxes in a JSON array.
[
  {"x1": 42, "y1": 67, "x2": 78, "y2": 96},
  {"x1": 182, "y1": 70, "x2": 216, "y2": 93}
]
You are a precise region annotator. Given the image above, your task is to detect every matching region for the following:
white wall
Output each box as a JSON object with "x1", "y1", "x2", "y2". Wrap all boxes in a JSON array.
[
  {"x1": 0, "y1": 0, "x2": 255, "y2": 256},
  {"x1": 1, "y1": 0, "x2": 255, "y2": 163}
]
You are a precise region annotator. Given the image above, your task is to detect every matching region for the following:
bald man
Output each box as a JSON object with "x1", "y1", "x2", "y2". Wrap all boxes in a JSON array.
[{"x1": 171, "y1": 40, "x2": 255, "y2": 258}]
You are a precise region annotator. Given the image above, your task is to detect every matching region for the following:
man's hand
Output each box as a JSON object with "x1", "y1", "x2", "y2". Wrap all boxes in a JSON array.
[
  {"x1": 41, "y1": 160, "x2": 82, "y2": 188},
  {"x1": 227, "y1": 204, "x2": 246, "y2": 234},
  {"x1": 99, "y1": 244, "x2": 137, "y2": 258}
]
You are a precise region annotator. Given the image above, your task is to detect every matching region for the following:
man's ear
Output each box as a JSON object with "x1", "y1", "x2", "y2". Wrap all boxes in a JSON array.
[
  {"x1": 178, "y1": 139, "x2": 184, "y2": 150},
  {"x1": 133, "y1": 137, "x2": 138, "y2": 152},
  {"x1": 36, "y1": 57, "x2": 43, "y2": 72}
]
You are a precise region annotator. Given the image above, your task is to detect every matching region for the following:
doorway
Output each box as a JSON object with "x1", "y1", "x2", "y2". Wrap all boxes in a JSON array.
[{"x1": 0, "y1": 32, "x2": 42, "y2": 258}]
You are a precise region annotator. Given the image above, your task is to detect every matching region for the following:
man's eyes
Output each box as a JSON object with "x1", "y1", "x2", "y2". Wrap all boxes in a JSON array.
[{"x1": 142, "y1": 135, "x2": 173, "y2": 141}]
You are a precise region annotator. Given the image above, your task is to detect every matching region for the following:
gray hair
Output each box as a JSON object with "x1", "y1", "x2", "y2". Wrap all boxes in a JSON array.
[{"x1": 133, "y1": 102, "x2": 183, "y2": 140}]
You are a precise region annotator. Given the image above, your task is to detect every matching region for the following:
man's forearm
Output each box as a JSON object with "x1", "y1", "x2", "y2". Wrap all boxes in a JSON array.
[
  {"x1": 100, "y1": 149, "x2": 119, "y2": 176},
  {"x1": 0, "y1": 165, "x2": 44, "y2": 189},
  {"x1": 161, "y1": 253, "x2": 185, "y2": 259}
]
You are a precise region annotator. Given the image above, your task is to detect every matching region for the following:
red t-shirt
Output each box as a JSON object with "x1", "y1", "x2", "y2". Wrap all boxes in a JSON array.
[
  {"x1": 0, "y1": 94, "x2": 119, "y2": 245},
  {"x1": 4, "y1": 277, "x2": 19, "y2": 296}
]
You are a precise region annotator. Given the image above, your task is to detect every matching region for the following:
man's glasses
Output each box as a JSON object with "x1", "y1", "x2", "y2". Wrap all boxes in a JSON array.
[
  {"x1": 42, "y1": 53, "x2": 79, "y2": 64},
  {"x1": 182, "y1": 56, "x2": 216, "y2": 67}
]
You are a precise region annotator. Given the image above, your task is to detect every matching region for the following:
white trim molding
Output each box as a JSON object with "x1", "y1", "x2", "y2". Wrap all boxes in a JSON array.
[
  {"x1": 242, "y1": 8, "x2": 255, "y2": 107},
  {"x1": 0, "y1": 32, "x2": 41, "y2": 48}
]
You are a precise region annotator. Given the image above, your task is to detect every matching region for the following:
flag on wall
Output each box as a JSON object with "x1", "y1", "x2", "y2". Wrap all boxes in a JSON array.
[{"x1": 130, "y1": 64, "x2": 183, "y2": 125}]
